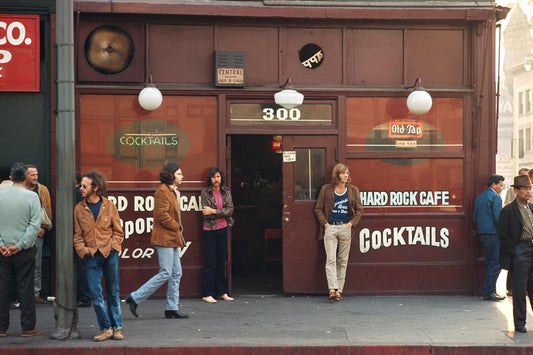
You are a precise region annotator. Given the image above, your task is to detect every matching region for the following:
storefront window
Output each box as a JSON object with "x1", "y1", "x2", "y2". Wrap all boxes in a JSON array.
[
  {"x1": 346, "y1": 98, "x2": 463, "y2": 154},
  {"x1": 79, "y1": 95, "x2": 217, "y2": 188},
  {"x1": 348, "y1": 158, "x2": 463, "y2": 213},
  {"x1": 294, "y1": 148, "x2": 325, "y2": 200}
]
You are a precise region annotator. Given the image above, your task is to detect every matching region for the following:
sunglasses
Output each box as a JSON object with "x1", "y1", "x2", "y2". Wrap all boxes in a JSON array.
[{"x1": 80, "y1": 184, "x2": 91, "y2": 189}]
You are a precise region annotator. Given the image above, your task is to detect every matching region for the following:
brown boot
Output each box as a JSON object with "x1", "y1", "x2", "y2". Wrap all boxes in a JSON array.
[
  {"x1": 93, "y1": 329, "x2": 113, "y2": 342},
  {"x1": 113, "y1": 328, "x2": 124, "y2": 340}
]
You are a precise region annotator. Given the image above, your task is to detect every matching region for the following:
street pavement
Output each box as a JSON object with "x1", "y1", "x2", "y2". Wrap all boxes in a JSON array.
[{"x1": 1, "y1": 293, "x2": 533, "y2": 352}]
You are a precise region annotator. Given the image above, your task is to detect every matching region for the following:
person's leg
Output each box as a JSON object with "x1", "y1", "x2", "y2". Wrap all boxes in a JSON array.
[
  {"x1": 512, "y1": 244, "x2": 530, "y2": 328},
  {"x1": 15, "y1": 248, "x2": 36, "y2": 331},
  {"x1": 323, "y1": 226, "x2": 339, "y2": 291},
  {"x1": 0, "y1": 255, "x2": 15, "y2": 332},
  {"x1": 102, "y1": 251, "x2": 121, "y2": 330},
  {"x1": 336, "y1": 227, "x2": 352, "y2": 293},
  {"x1": 76, "y1": 255, "x2": 91, "y2": 304},
  {"x1": 479, "y1": 234, "x2": 501, "y2": 295},
  {"x1": 165, "y1": 247, "x2": 182, "y2": 311},
  {"x1": 33, "y1": 237, "x2": 43, "y2": 298},
  {"x1": 215, "y1": 228, "x2": 229, "y2": 296},
  {"x1": 86, "y1": 252, "x2": 111, "y2": 330},
  {"x1": 131, "y1": 246, "x2": 172, "y2": 305},
  {"x1": 201, "y1": 230, "x2": 217, "y2": 297}
]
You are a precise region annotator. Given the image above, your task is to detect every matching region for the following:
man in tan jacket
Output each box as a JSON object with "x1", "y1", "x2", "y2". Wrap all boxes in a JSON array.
[
  {"x1": 74, "y1": 171, "x2": 124, "y2": 342},
  {"x1": 24, "y1": 165, "x2": 52, "y2": 304}
]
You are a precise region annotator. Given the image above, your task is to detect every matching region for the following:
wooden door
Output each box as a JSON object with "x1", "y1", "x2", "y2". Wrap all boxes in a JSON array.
[{"x1": 282, "y1": 136, "x2": 337, "y2": 293}]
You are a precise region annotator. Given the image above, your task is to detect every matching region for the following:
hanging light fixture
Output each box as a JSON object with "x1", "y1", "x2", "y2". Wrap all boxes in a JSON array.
[
  {"x1": 406, "y1": 78, "x2": 432, "y2": 115},
  {"x1": 138, "y1": 74, "x2": 163, "y2": 111},
  {"x1": 274, "y1": 78, "x2": 304, "y2": 109}
]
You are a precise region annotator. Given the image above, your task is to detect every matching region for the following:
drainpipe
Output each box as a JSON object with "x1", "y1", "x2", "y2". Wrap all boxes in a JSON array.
[{"x1": 51, "y1": 0, "x2": 78, "y2": 340}]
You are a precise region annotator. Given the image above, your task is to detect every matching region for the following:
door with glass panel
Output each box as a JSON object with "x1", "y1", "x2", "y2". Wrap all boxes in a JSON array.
[{"x1": 282, "y1": 136, "x2": 337, "y2": 293}]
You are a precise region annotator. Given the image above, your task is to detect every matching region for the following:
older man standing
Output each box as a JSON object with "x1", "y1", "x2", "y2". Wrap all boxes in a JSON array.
[
  {"x1": 24, "y1": 164, "x2": 52, "y2": 304},
  {"x1": 0, "y1": 162, "x2": 41, "y2": 337},
  {"x1": 499, "y1": 175, "x2": 533, "y2": 333}
]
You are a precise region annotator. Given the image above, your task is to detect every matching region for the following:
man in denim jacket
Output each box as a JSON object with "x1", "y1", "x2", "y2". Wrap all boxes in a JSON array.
[{"x1": 473, "y1": 174, "x2": 505, "y2": 301}]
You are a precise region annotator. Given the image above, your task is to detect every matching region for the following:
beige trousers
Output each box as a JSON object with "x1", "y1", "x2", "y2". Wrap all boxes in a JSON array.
[{"x1": 323, "y1": 225, "x2": 352, "y2": 293}]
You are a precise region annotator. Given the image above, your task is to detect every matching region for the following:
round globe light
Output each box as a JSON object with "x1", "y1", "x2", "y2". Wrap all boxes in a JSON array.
[
  {"x1": 274, "y1": 88, "x2": 304, "y2": 109},
  {"x1": 138, "y1": 86, "x2": 163, "y2": 111},
  {"x1": 407, "y1": 89, "x2": 432, "y2": 115}
]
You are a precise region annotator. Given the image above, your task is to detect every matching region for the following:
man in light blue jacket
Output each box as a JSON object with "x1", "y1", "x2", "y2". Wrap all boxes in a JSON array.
[
  {"x1": 0, "y1": 162, "x2": 41, "y2": 337},
  {"x1": 473, "y1": 174, "x2": 505, "y2": 301}
]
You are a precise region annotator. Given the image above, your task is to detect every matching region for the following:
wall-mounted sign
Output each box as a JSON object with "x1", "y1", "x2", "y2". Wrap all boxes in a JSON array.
[
  {"x1": 299, "y1": 43, "x2": 323, "y2": 69},
  {"x1": 389, "y1": 121, "x2": 423, "y2": 139},
  {"x1": 283, "y1": 151, "x2": 296, "y2": 162},
  {"x1": 0, "y1": 14, "x2": 40, "y2": 92},
  {"x1": 230, "y1": 103, "x2": 332, "y2": 125},
  {"x1": 107, "y1": 119, "x2": 192, "y2": 169},
  {"x1": 215, "y1": 50, "x2": 245, "y2": 87}
]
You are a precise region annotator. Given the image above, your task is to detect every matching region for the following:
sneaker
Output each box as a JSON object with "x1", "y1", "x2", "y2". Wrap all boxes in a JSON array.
[
  {"x1": 0, "y1": 330, "x2": 6, "y2": 337},
  {"x1": 21, "y1": 329, "x2": 40, "y2": 337},
  {"x1": 113, "y1": 328, "x2": 124, "y2": 340},
  {"x1": 93, "y1": 329, "x2": 113, "y2": 342}
]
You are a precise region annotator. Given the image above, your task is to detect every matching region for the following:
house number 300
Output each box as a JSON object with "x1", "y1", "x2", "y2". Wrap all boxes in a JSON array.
[{"x1": 262, "y1": 108, "x2": 301, "y2": 121}]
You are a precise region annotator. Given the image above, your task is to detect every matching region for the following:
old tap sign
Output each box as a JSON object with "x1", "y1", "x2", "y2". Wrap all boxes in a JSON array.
[{"x1": 0, "y1": 15, "x2": 39, "y2": 92}]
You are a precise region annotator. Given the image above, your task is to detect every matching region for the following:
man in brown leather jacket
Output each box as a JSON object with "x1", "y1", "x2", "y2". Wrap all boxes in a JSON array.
[
  {"x1": 315, "y1": 163, "x2": 363, "y2": 301},
  {"x1": 74, "y1": 171, "x2": 124, "y2": 342}
]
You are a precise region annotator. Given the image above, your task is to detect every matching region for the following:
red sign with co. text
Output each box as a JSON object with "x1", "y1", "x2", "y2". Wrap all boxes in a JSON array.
[{"x1": 0, "y1": 15, "x2": 39, "y2": 92}]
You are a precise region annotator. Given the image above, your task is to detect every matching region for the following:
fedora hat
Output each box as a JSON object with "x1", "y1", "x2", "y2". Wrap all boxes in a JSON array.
[{"x1": 512, "y1": 175, "x2": 532, "y2": 188}]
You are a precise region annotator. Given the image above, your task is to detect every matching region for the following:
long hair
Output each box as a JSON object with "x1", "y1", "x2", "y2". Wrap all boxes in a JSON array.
[
  {"x1": 83, "y1": 171, "x2": 107, "y2": 197},
  {"x1": 206, "y1": 166, "x2": 225, "y2": 188},
  {"x1": 159, "y1": 163, "x2": 181, "y2": 185},
  {"x1": 330, "y1": 163, "x2": 351, "y2": 185}
]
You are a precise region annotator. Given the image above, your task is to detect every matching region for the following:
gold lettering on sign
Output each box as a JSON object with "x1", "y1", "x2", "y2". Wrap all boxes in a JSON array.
[
  {"x1": 301, "y1": 50, "x2": 323, "y2": 68},
  {"x1": 217, "y1": 68, "x2": 244, "y2": 85}
]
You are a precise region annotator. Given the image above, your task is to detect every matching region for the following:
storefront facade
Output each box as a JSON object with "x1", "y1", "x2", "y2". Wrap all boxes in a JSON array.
[{"x1": 72, "y1": 0, "x2": 506, "y2": 297}]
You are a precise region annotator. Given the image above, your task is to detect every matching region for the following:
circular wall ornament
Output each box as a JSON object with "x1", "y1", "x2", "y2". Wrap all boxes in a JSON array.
[
  {"x1": 299, "y1": 43, "x2": 324, "y2": 69},
  {"x1": 85, "y1": 25, "x2": 134, "y2": 74}
]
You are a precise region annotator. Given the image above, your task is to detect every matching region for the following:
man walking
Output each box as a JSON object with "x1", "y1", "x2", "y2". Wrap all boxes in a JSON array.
[
  {"x1": 0, "y1": 162, "x2": 41, "y2": 337},
  {"x1": 499, "y1": 175, "x2": 533, "y2": 333},
  {"x1": 473, "y1": 174, "x2": 505, "y2": 301},
  {"x1": 74, "y1": 171, "x2": 124, "y2": 341},
  {"x1": 24, "y1": 164, "x2": 52, "y2": 304}
]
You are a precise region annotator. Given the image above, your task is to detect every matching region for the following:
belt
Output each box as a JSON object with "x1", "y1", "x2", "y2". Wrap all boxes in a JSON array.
[{"x1": 329, "y1": 220, "x2": 349, "y2": 225}]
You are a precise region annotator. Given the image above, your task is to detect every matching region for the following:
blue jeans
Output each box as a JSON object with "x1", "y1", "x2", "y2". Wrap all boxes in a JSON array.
[
  {"x1": 86, "y1": 250, "x2": 122, "y2": 330},
  {"x1": 130, "y1": 246, "x2": 182, "y2": 311},
  {"x1": 201, "y1": 227, "x2": 229, "y2": 297},
  {"x1": 479, "y1": 234, "x2": 501, "y2": 295}
]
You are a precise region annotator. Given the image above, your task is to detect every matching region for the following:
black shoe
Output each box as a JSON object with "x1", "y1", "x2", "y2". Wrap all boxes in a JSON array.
[
  {"x1": 516, "y1": 325, "x2": 527, "y2": 333},
  {"x1": 482, "y1": 293, "x2": 505, "y2": 301},
  {"x1": 125, "y1": 295, "x2": 139, "y2": 318},
  {"x1": 77, "y1": 301, "x2": 91, "y2": 308},
  {"x1": 165, "y1": 310, "x2": 189, "y2": 319}
]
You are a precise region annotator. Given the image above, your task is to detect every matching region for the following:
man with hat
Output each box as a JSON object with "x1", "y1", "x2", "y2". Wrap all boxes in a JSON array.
[
  {"x1": 498, "y1": 175, "x2": 533, "y2": 333},
  {"x1": 473, "y1": 174, "x2": 505, "y2": 301}
]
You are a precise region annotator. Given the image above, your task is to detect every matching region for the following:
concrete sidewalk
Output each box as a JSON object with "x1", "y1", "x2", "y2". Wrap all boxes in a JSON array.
[{"x1": 1, "y1": 294, "x2": 532, "y2": 353}]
